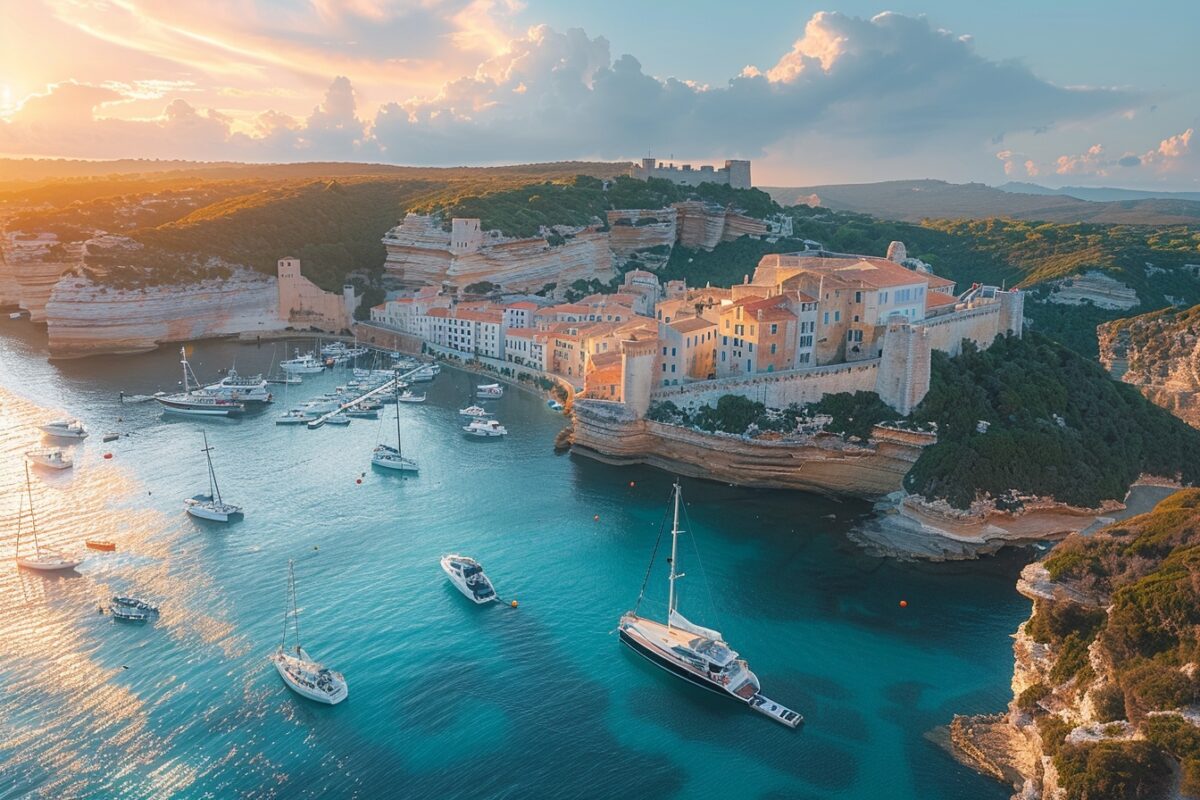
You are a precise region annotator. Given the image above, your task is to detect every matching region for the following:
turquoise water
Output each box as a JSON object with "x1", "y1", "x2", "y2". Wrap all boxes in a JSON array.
[{"x1": 0, "y1": 326, "x2": 1030, "y2": 799}]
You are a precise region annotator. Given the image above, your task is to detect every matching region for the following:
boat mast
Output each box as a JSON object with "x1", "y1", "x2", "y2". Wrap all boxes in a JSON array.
[
  {"x1": 290, "y1": 559, "x2": 301, "y2": 654},
  {"x1": 180, "y1": 346, "x2": 191, "y2": 393},
  {"x1": 21, "y1": 462, "x2": 42, "y2": 557},
  {"x1": 201, "y1": 431, "x2": 222, "y2": 504},
  {"x1": 667, "y1": 480, "x2": 682, "y2": 628},
  {"x1": 395, "y1": 379, "x2": 402, "y2": 456}
]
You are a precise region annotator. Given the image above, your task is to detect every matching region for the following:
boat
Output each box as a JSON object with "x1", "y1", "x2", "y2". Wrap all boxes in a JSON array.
[
  {"x1": 110, "y1": 605, "x2": 150, "y2": 623},
  {"x1": 458, "y1": 405, "x2": 488, "y2": 417},
  {"x1": 112, "y1": 596, "x2": 159, "y2": 613},
  {"x1": 14, "y1": 463, "x2": 82, "y2": 572},
  {"x1": 617, "y1": 481, "x2": 802, "y2": 728},
  {"x1": 202, "y1": 366, "x2": 273, "y2": 405},
  {"x1": 372, "y1": 388, "x2": 418, "y2": 472},
  {"x1": 184, "y1": 432, "x2": 243, "y2": 522},
  {"x1": 476, "y1": 383, "x2": 504, "y2": 399},
  {"x1": 86, "y1": 540, "x2": 117, "y2": 551},
  {"x1": 39, "y1": 419, "x2": 88, "y2": 439},
  {"x1": 440, "y1": 554, "x2": 497, "y2": 604},
  {"x1": 276, "y1": 408, "x2": 316, "y2": 426},
  {"x1": 8, "y1": 311, "x2": 24, "y2": 320},
  {"x1": 270, "y1": 560, "x2": 348, "y2": 705},
  {"x1": 345, "y1": 406, "x2": 379, "y2": 419},
  {"x1": 325, "y1": 413, "x2": 351, "y2": 426},
  {"x1": 267, "y1": 374, "x2": 303, "y2": 386},
  {"x1": 462, "y1": 419, "x2": 507, "y2": 438},
  {"x1": 280, "y1": 349, "x2": 325, "y2": 374},
  {"x1": 156, "y1": 348, "x2": 246, "y2": 417},
  {"x1": 409, "y1": 364, "x2": 439, "y2": 383},
  {"x1": 395, "y1": 391, "x2": 426, "y2": 404},
  {"x1": 547, "y1": 399, "x2": 564, "y2": 412},
  {"x1": 26, "y1": 448, "x2": 73, "y2": 470}
]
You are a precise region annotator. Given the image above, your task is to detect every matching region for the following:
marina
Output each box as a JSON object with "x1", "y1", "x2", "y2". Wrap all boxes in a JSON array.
[{"x1": 0, "y1": 331, "x2": 1026, "y2": 800}]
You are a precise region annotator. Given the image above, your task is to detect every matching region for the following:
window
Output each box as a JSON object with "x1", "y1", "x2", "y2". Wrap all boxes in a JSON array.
[
  {"x1": 847, "y1": 330, "x2": 854, "y2": 342},
  {"x1": 722, "y1": 335, "x2": 728, "y2": 346},
  {"x1": 799, "y1": 335, "x2": 813, "y2": 348},
  {"x1": 834, "y1": 311, "x2": 841, "y2": 322},
  {"x1": 770, "y1": 323, "x2": 778, "y2": 335},
  {"x1": 670, "y1": 364, "x2": 676, "y2": 373},
  {"x1": 671, "y1": 347, "x2": 676, "y2": 357},
  {"x1": 798, "y1": 352, "x2": 811, "y2": 364},
  {"x1": 854, "y1": 291, "x2": 862, "y2": 303},
  {"x1": 662, "y1": 347, "x2": 667, "y2": 356},
  {"x1": 769, "y1": 343, "x2": 777, "y2": 354},
  {"x1": 661, "y1": 363, "x2": 666, "y2": 372},
  {"x1": 721, "y1": 351, "x2": 726, "y2": 362},
  {"x1": 823, "y1": 312, "x2": 829, "y2": 325}
]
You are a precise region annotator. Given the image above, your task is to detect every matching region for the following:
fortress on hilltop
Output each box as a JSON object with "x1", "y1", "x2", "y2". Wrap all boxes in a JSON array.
[{"x1": 629, "y1": 158, "x2": 752, "y2": 190}]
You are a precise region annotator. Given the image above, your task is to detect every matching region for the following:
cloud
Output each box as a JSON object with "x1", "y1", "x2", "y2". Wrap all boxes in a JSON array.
[
  {"x1": 1042, "y1": 128, "x2": 1194, "y2": 178},
  {"x1": 1055, "y1": 143, "x2": 1107, "y2": 176},
  {"x1": 0, "y1": 11, "x2": 1144, "y2": 168}
]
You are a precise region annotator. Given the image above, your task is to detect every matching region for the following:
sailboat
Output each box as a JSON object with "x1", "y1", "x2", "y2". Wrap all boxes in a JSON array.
[
  {"x1": 371, "y1": 385, "x2": 418, "y2": 472},
  {"x1": 184, "y1": 431, "x2": 244, "y2": 522},
  {"x1": 617, "y1": 481, "x2": 802, "y2": 728},
  {"x1": 156, "y1": 347, "x2": 245, "y2": 417},
  {"x1": 269, "y1": 560, "x2": 348, "y2": 705},
  {"x1": 14, "y1": 463, "x2": 82, "y2": 571}
]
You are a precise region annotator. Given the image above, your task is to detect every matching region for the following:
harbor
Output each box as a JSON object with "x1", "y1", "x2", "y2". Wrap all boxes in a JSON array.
[{"x1": 0, "y1": 327, "x2": 1028, "y2": 800}]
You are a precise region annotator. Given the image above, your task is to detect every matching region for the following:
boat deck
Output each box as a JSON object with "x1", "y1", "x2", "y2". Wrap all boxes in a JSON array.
[{"x1": 749, "y1": 694, "x2": 803, "y2": 728}]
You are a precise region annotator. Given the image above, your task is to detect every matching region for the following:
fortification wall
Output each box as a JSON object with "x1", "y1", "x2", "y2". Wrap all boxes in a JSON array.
[
  {"x1": 353, "y1": 322, "x2": 425, "y2": 356},
  {"x1": 923, "y1": 304, "x2": 1005, "y2": 356},
  {"x1": 650, "y1": 359, "x2": 881, "y2": 411},
  {"x1": 277, "y1": 258, "x2": 353, "y2": 333},
  {"x1": 570, "y1": 399, "x2": 931, "y2": 498}
]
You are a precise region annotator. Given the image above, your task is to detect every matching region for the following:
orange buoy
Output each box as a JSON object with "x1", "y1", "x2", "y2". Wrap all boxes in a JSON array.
[
  {"x1": 899, "y1": 600, "x2": 908, "y2": 608},
  {"x1": 103, "y1": 452, "x2": 113, "y2": 459},
  {"x1": 510, "y1": 600, "x2": 518, "y2": 608}
]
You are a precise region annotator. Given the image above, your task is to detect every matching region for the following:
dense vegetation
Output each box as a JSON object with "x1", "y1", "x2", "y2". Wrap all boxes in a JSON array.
[
  {"x1": 646, "y1": 391, "x2": 901, "y2": 441},
  {"x1": 1016, "y1": 491, "x2": 1200, "y2": 798},
  {"x1": 904, "y1": 333, "x2": 1200, "y2": 508}
]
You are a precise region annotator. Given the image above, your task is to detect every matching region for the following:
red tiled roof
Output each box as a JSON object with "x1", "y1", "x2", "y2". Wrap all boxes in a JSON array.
[
  {"x1": 426, "y1": 307, "x2": 449, "y2": 318},
  {"x1": 506, "y1": 327, "x2": 538, "y2": 338},
  {"x1": 456, "y1": 309, "x2": 503, "y2": 323},
  {"x1": 669, "y1": 316, "x2": 716, "y2": 333},
  {"x1": 925, "y1": 291, "x2": 958, "y2": 308},
  {"x1": 506, "y1": 301, "x2": 538, "y2": 311}
]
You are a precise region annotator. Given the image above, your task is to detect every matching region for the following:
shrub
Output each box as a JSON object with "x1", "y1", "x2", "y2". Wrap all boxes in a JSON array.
[
  {"x1": 1092, "y1": 683, "x2": 1127, "y2": 723},
  {"x1": 1055, "y1": 740, "x2": 1170, "y2": 800},
  {"x1": 1017, "y1": 683, "x2": 1051, "y2": 714}
]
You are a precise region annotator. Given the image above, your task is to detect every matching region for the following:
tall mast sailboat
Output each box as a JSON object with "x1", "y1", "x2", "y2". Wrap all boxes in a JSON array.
[
  {"x1": 370, "y1": 382, "x2": 418, "y2": 472},
  {"x1": 269, "y1": 559, "x2": 348, "y2": 705},
  {"x1": 184, "y1": 431, "x2": 244, "y2": 522},
  {"x1": 617, "y1": 480, "x2": 802, "y2": 727},
  {"x1": 14, "y1": 463, "x2": 82, "y2": 571}
]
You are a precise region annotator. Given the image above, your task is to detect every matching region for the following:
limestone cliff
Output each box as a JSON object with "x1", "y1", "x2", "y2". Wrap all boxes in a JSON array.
[
  {"x1": 0, "y1": 234, "x2": 84, "y2": 321},
  {"x1": 1099, "y1": 305, "x2": 1200, "y2": 428},
  {"x1": 1045, "y1": 270, "x2": 1139, "y2": 311},
  {"x1": 951, "y1": 490, "x2": 1200, "y2": 799},
  {"x1": 44, "y1": 268, "x2": 281, "y2": 358}
]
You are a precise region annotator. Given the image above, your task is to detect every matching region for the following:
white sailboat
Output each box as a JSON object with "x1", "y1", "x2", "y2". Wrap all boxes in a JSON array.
[
  {"x1": 372, "y1": 386, "x2": 418, "y2": 472},
  {"x1": 617, "y1": 481, "x2": 802, "y2": 728},
  {"x1": 184, "y1": 432, "x2": 244, "y2": 522},
  {"x1": 156, "y1": 347, "x2": 246, "y2": 417},
  {"x1": 14, "y1": 463, "x2": 82, "y2": 571},
  {"x1": 270, "y1": 560, "x2": 348, "y2": 705}
]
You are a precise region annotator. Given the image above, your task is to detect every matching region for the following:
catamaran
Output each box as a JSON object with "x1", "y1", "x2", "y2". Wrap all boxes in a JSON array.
[
  {"x1": 26, "y1": 448, "x2": 72, "y2": 470},
  {"x1": 39, "y1": 418, "x2": 88, "y2": 439},
  {"x1": 617, "y1": 481, "x2": 802, "y2": 728},
  {"x1": 184, "y1": 432, "x2": 244, "y2": 522},
  {"x1": 156, "y1": 348, "x2": 245, "y2": 417},
  {"x1": 372, "y1": 388, "x2": 418, "y2": 472},
  {"x1": 440, "y1": 554, "x2": 497, "y2": 604},
  {"x1": 14, "y1": 463, "x2": 82, "y2": 572},
  {"x1": 270, "y1": 560, "x2": 348, "y2": 705}
]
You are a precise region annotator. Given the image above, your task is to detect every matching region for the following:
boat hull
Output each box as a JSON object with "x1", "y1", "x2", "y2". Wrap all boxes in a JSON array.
[
  {"x1": 440, "y1": 556, "x2": 496, "y2": 604},
  {"x1": 618, "y1": 627, "x2": 737, "y2": 699},
  {"x1": 184, "y1": 498, "x2": 243, "y2": 522},
  {"x1": 371, "y1": 456, "x2": 418, "y2": 472},
  {"x1": 16, "y1": 555, "x2": 82, "y2": 571},
  {"x1": 157, "y1": 400, "x2": 243, "y2": 417},
  {"x1": 271, "y1": 651, "x2": 348, "y2": 705}
]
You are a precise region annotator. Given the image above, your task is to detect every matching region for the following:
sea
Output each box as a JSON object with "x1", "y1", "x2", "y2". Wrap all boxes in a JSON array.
[{"x1": 0, "y1": 324, "x2": 1031, "y2": 800}]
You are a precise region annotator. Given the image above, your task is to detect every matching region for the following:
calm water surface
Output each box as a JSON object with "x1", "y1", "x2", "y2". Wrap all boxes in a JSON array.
[{"x1": 0, "y1": 325, "x2": 1030, "y2": 799}]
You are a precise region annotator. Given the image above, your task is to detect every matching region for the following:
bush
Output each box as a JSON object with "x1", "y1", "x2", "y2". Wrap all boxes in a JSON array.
[
  {"x1": 1055, "y1": 740, "x2": 1170, "y2": 800},
  {"x1": 1092, "y1": 683, "x2": 1127, "y2": 723},
  {"x1": 1038, "y1": 715, "x2": 1074, "y2": 759},
  {"x1": 1017, "y1": 683, "x2": 1051, "y2": 713}
]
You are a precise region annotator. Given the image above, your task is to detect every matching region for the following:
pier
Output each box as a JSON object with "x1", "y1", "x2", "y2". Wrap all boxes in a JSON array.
[{"x1": 306, "y1": 364, "x2": 427, "y2": 429}]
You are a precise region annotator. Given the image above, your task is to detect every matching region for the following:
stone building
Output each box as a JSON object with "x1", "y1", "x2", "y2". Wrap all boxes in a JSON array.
[
  {"x1": 629, "y1": 158, "x2": 752, "y2": 189},
  {"x1": 276, "y1": 257, "x2": 357, "y2": 333}
]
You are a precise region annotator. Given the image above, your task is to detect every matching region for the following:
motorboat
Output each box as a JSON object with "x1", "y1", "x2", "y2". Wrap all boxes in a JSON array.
[
  {"x1": 270, "y1": 560, "x2": 348, "y2": 705},
  {"x1": 345, "y1": 406, "x2": 379, "y2": 419},
  {"x1": 617, "y1": 481, "x2": 802, "y2": 728},
  {"x1": 462, "y1": 419, "x2": 507, "y2": 438},
  {"x1": 111, "y1": 605, "x2": 150, "y2": 623},
  {"x1": 372, "y1": 390, "x2": 418, "y2": 472},
  {"x1": 202, "y1": 366, "x2": 273, "y2": 405},
  {"x1": 325, "y1": 413, "x2": 351, "y2": 426},
  {"x1": 440, "y1": 554, "x2": 497, "y2": 604},
  {"x1": 26, "y1": 448, "x2": 73, "y2": 470},
  {"x1": 547, "y1": 399, "x2": 565, "y2": 412},
  {"x1": 476, "y1": 383, "x2": 504, "y2": 399},
  {"x1": 280, "y1": 349, "x2": 325, "y2": 374},
  {"x1": 112, "y1": 596, "x2": 159, "y2": 613},
  {"x1": 14, "y1": 464, "x2": 82, "y2": 572},
  {"x1": 395, "y1": 391, "x2": 426, "y2": 403},
  {"x1": 459, "y1": 405, "x2": 488, "y2": 417},
  {"x1": 276, "y1": 409, "x2": 316, "y2": 425},
  {"x1": 184, "y1": 432, "x2": 243, "y2": 522},
  {"x1": 156, "y1": 348, "x2": 245, "y2": 417},
  {"x1": 39, "y1": 419, "x2": 88, "y2": 439},
  {"x1": 409, "y1": 364, "x2": 439, "y2": 383}
]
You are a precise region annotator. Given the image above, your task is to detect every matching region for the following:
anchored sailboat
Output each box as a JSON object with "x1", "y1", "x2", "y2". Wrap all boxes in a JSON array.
[
  {"x1": 617, "y1": 481, "x2": 802, "y2": 728},
  {"x1": 184, "y1": 431, "x2": 244, "y2": 522},
  {"x1": 14, "y1": 463, "x2": 82, "y2": 571},
  {"x1": 156, "y1": 347, "x2": 245, "y2": 417},
  {"x1": 371, "y1": 384, "x2": 418, "y2": 472},
  {"x1": 269, "y1": 559, "x2": 348, "y2": 705}
]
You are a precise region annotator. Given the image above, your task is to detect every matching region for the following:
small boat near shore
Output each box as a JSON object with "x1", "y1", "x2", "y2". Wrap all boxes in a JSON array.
[
  {"x1": 280, "y1": 349, "x2": 325, "y2": 374},
  {"x1": 156, "y1": 348, "x2": 245, "y2": 417},
  {"x1": 26, "y1": 448, "x2": 73, "y2": 470},
  {"x1": 110, "y1": 605, "x2": 151, "y2": 623},
  {"x1": 270, "y1": 560, "x2": 348, "y2": 705},
  {"x1": 440, "y1": 554, "x2": 497, "y2": 604},
  {"x1": 39, "y1": 419, "x2": 88, "y2": 439},
  {"x1": 476, "y1": 383, "x2": 504, "y2": 399},
  {"x1": 462, "y1": 419, "x2": 507, "y2": 438},
  {"x1": 276, "y1": 409, "x2": 316, "y2": 425},
  {"x1": 395, "y1": 391, "x2": 426, "y2": 403},
  {"x1": 372, "y1": 387, "x2": 418, "y2": 472}
]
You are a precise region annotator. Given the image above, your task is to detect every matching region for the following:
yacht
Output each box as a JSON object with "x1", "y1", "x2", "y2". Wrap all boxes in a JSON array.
[
  {"x1": 202, "y1": 366, "x2": 273, "y2": 405},
  {"x1": 409, "y1": 364, "x2": 439, "y2": 383},
  {"x1": 372, "y1": 391, "x2": 418, "y2": 473},
  {"x1": 325, "y1": 413, "x2": 351, "y2": 426},
  {"x1": 39, "y1": 419, "x2": 88, "y2": 439},
  {"x1": 345, "y1": 405, "x2": 379, "y2": 419},
  {"x1": 156, "y1": 348, "x2": 245, "y2": 417},
  {"x1": 458, "y1": 405, "x2": 488, "y2": 417},
  {"x1": 280, "y1": 349, "x2": 325, "y2": 374},
  {"x1": 462, "y1": 419, "x2": 507, "y2": 438},
  {"x1": 617, "y1": 481, "x2": 802, "y2": 728},
  {"x1": 14, "y1": 463, "x2": 82, "y2": 572},
  {"x1": 440, "y1": 554, "x2": 497, "y2": 604},
  {"x1": 270, "y1": 560, "x2": 348, "y2": 705},
  {"x1": 112, "y1": 596, "x2": 159, "y2": 613},
  {"x1": 111, "y1": 605, "x2": 151, "y2": 623},
  {"x1": 26, "y1": 448, "x2": 72, "y2": 470},
  {"x1": 395, "y1": 391, "x2": 426, "y2": 403},
  {"x1": 276, "y1": 408, "x2": 316, "y2": 426},
  {"x1": 476, "y1": 383, "x2": 504, "y2": 399},
  {"x1": 184, "y1": 432, "x2": 243, "y2": 522}
]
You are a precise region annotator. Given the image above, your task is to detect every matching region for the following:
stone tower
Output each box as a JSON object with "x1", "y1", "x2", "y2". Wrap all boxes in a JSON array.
[
  {"x1": 999, "y1": 289, "x2": 1025, "y2": 338},
  {"x1": 450, "y1": 218, "x2": 484, "y2": 254},
  {"x1": 725, "y1": 160, "x2": 752, "y2": 190},
  {"x1": 875, "y1": 319, "x2": 931, "y2": 415},
  {"x1": 886, "y1": 241, "x2": 907, "y2": 264},
  {"x1": 619, "y1": 336, "x2": 659, "y2": 418},
  {"x1": 277, "y1": 257, "x2": 301, "y2": 321}
]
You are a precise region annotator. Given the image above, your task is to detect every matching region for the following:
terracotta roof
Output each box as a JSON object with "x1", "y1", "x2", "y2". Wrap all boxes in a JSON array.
[
  {"x1": 456, "y1": 309, "x2": 503, "y2": 323},
  {"x1": 545, "y1": 303, "x2": 590, "y2": 315},
  {"x1": 669, "y1": 316, "x2": 716, "y2": 334},
  {"x1": 506, "y1": 301, "x2": 539, "y2": 311},
  {"x1": 372, "y1": 303, "x2": 387, "y2": 311},
  {"x1": 426, "y1": 307, "x2": 449, "y2": 318},
  {"x1": 925, "y1": 291, "x2": 959, "y2": 309},
  {"x1": 589, "y1": 351, "x2": 623, "y2": 369},
  {"x1": 925, "y1": 273, "x2": 956, "y2": 289},
  {"x1": 755, "y1": 307, "x2": 797, "y2": 322}
]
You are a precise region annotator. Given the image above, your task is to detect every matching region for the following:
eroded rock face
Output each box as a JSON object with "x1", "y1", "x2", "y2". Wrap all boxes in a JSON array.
[
  {"x1": 1098, "y1": 305, "x2": 1200, "y2": 428},
  {"x1": 1045, "y1": 271, "x2": 1139, "y2": 310},
  {"x1": 44, "y1": 269, "x2": 281, "y2": 358},
  {"x1": 0, "y1": 234, "x2": 84, "y2": 321}
]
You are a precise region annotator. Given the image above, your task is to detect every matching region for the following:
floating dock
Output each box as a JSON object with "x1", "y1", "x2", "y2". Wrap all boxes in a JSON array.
[
  {"x1": 306, "y1": 364, "x2": 427, "y2": 429},
  {"x1": 749, "y1": 694, "x2": 803, "y2": 728}
]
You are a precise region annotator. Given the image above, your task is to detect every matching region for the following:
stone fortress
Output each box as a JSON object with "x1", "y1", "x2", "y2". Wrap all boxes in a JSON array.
[{"x1": 629, "y1": 157, "x2": 752, "y2": 190}]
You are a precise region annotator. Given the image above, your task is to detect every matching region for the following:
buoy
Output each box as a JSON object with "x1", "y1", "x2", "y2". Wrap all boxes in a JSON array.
[
  {"x1": 313, "y1": 545, "x2": 319, "y2": 551},
  {"x1": 593, "y1": 514, "x2": 599, "y2": 522},
  {"x1": 629, "y1": 481, "x2": 635, "y2": 487},
  {"x1": 510, "y1": 600, "x2": 518, "y2": 608},
  {"x1": 356, "y1": 478, "x2": 363, "y2": 484},
  {"x1": 103, "y1": 452, "x2": 113, "y2": 459},
  {"x1": 899, "y1": 600, "x2": 908, "y2": 608}
]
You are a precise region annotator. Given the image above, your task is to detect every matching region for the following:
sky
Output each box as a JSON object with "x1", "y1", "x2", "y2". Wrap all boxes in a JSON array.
[{"x1": 1, "y1": 0, "x2": 1197, "y2": 189}]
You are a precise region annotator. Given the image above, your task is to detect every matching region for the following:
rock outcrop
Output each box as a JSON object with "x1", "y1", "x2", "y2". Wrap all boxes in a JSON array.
[
  {"x1": 1098, "y1": 305, "x2": 1200, "y2": 428},
  {"x1": 0, "y1": 233, "x2": 84, "y2": 321},
  {"x1": 606, "y1": 208, "x2": 677, "y2": 266},
  {"x1": 1044, "y1": 270, "x2": 1139, "y2": 310},
  {"x1": 44, "y1": 268, "x2": 281, "y2": 358}
]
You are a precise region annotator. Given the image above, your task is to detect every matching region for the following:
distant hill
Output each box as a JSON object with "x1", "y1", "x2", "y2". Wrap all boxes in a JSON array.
[
  {"x1": 999, "y1": 181, "x2": 1200, "y2": 204},
  {"x1": 764, "y1": 179, "x2": 1200, "y2": 226}
]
